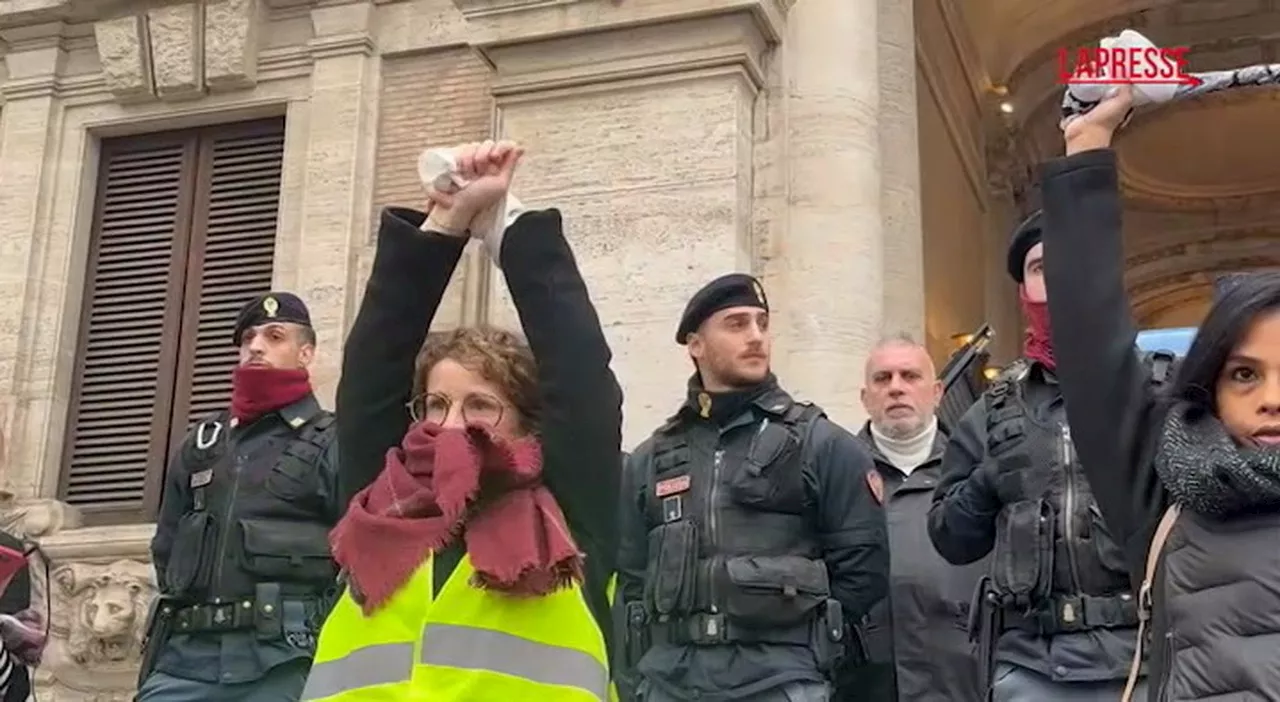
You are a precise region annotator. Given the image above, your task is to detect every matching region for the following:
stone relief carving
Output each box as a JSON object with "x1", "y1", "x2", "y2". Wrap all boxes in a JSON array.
[
  {"x1": 92, "y1": 15, "x2": 154, "y2": 103},
  {"x1": 93, "y1": 0, "x2": 261, "y2": 103},
  {"x1": 0, "y1": 495, "x2": 158, "y2": 700},
  {"x1": 50, "y1": 561, "x2": 153, "y2": 669}
]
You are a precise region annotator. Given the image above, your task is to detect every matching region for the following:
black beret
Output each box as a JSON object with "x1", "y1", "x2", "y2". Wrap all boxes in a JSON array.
[
  {"x1": 1006, "y1": 209, "x2": 1044, "y2": 283},
  {"x1": 676, "y1": 273, "x2": 769, "y2": 345},
  {"x1": 233, "y1": 292, "x2": 312, "y2": 345}
]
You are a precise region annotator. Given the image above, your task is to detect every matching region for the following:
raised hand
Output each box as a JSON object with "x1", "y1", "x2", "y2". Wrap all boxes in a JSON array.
[
  {"x1": 424, "y1": 140, "x2": 525, "y2": 237},
  {"x1": 1063, "y1": 84, "x2": 1134, "y2": 156}
]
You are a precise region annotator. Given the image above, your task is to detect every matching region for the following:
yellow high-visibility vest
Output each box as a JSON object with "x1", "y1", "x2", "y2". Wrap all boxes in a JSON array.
[{"x1": 301, "y1": 554, "x2": 618, "y2": 701}]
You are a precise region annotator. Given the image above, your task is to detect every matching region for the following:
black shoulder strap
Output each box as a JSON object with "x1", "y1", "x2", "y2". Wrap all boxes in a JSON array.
[
  {"x1": 985, "y1": 364, "x2": 1029, "y2": 460},
  {"x1": 184, "y1": 410, "x2": 230, "y2": 513},
  {"x1": 277, "y1": 410, "x2": 337, "y2": 474}
]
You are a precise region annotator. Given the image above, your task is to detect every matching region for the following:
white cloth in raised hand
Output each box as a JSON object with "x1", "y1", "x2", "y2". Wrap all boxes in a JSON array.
[
  {"x1": 1065, "y1": 30, "x2": 1180, "y2": 110},
  {"x1": 416, "y1": 147, "x2": 524, "y2": 267}
]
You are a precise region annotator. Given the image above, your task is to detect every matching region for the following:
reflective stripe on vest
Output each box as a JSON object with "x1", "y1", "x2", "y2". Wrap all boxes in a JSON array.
[{"x1": 302, "y1": 555, "x2": 610, "y2": 701}]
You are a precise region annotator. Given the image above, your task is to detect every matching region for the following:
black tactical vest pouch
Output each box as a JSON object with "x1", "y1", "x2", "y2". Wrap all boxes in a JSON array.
[
  {"x1": 716, "y1": 554, "x2": 830, "y2": 628},
  {"x1": 644, "y1": 520, "x2": 699, "y2": 618},
  {"x1": 166, "y1": 512, "x2": 216, "y2": 596},
  {"x1": 728, "y1": 419, "x2": 807, "y2": 514},
  {"x1": 992, "y1": 499, "x2": 1054, "y2": 609},
  {"x1": 238, "y1": 518, "x2": 338, "y2": 582}
]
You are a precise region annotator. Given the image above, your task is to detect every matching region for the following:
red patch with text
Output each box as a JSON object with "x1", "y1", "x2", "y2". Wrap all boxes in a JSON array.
[{"x1": 656, "y1": 475, "x2": 691, "y2": 498}]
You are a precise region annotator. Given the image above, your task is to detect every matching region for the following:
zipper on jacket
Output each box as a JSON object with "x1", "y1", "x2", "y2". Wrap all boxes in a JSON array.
[
  {"x1": 709, "y1": 449, "x2": 723, "y2": 549},
  {"x1": 707, "y1": 448, "x2": 724, "y2": 615},
  {"x1": 1060, "y1": 423, "x2": 1084, "y2": 594},
  {"x1": 210, "y1": 449, "x2": 242, "y2": 598}
]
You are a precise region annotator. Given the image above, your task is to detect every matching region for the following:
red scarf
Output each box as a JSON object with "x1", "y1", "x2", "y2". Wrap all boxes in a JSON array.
[
  {"x1": 330, "y1": 423, "x2": 583, "y2": 615},
  {"x1": 1020, "y1": 286, "x2": 1056, "y2": 370},
  {"x1": 230, "y1": 366, "x2": 313, "y2": 423}
]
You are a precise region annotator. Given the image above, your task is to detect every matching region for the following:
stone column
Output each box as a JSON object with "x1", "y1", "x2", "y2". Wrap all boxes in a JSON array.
[
  {"x1": 984, "y1": 192, "x2": 1023, "y2": 363},
  {"x1": 878, "y1": 0, "x2": 925, "y2": 340},
  {"x1": 466, "y1": 0, "x2": 781, "y2": 446},
  {"x1": 777, "y1": 0, "x2": 884, "y2": 426},
  {"x1": 0, "y1": 22, "x2": 66, "y2": 498},
  {"x1": 293, "y1": 0, "x2": 379, "y2": 405}
]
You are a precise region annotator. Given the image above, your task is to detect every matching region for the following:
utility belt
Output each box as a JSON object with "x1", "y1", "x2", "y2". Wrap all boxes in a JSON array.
[
  {"x1": 166, "y1": 582, "x2": 334, "y2": 646},
  {"x1": 651, "y1": 609, "x2": 821, "y2": 646},
  {"x1": 1001, "y1": 592, "x2": 1138, "y2": 636}
]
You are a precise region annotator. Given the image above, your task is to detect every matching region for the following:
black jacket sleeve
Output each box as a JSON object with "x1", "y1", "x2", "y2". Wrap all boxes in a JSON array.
[
  {"x1": 928, "y1": 401, "x2": 1002, "y2": 566},
  {"x1": 335, "y1": 207, "x2": 468, "y2": 508},
  {"x1": 809, "y1": 420, "x2": 889, "y2": 621},
  {"x1": 617, "y1": 445, "x2": 651, "y2": 606},
  {"x1": 151, "y1": 441, "x2": 192, "y2": 588},
  {"x1": 1040, "y1": 148, "x2": 1170, "y2": 582},
  {"x1": 498, "y1": 209, "x2": 624, "y2": 579},
  {"x1": 318, "y1": 432, "x2": 343, "y2": 525}
]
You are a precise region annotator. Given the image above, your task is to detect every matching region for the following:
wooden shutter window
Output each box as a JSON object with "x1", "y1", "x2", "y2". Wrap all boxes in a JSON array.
[
  {"x1": 62, "y1": 137, "x2": 197, "y2": 520},
  {"x1": 169, "y1": 122, "x2": 283, "y2": 442},
  {"x1": 62, "y1": 118, "x2": 285, "y2": 524}
]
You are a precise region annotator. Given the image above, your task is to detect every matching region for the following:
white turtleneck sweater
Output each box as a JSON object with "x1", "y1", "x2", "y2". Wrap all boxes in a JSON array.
[{"x1": 870, "y1": 417, "x2": 938, "y2": 475}]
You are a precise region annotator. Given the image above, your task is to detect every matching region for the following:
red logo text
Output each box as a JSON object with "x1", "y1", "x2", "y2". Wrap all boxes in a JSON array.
[{"x1": 1057, "y1": 46, "x2": 1202, "y2": 86}]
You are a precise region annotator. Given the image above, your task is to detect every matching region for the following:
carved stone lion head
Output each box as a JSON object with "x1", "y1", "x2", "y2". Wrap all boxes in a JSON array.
[{"x1": 53, "y1": 560, "x2": 154, "y2": 667}]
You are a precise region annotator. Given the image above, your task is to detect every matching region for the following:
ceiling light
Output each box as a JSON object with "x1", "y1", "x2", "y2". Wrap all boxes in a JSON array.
[{"x1": 999, "y1": 101, "x2": 1015, "y2": 114}]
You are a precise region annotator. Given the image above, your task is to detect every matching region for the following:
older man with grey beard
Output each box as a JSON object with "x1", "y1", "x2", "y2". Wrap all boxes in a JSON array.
[{"x1": 834, "y1": 334, "x2": 987, "y2": 702}]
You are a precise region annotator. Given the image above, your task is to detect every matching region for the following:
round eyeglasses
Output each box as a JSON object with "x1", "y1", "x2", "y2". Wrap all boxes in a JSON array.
[{"x1": 407, "y1": 391, "x2": 506, "y2": 427}]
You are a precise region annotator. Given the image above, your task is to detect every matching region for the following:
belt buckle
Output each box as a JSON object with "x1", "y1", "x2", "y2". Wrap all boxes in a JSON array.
[
  {"x1": 694, "y1": 613, "x2": 728, "y2": 645},
  {"x1": 1058, "y1": 595, "x2": 1084, "y2": 632},
  {"x1": 211, "y1": 601, "x2": 236, "y2": 630}
]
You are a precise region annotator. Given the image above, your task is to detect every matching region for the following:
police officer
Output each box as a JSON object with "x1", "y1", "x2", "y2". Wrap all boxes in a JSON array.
[
  {"x1": 137, "y1": 292, "x2": 342, "y2": 702},
  {"x1": 926, "y1": 214, "x2": 1148, "y2": 701},
  {"x1": 618, "y1": 274, "x2": 889, "y2": 702}
]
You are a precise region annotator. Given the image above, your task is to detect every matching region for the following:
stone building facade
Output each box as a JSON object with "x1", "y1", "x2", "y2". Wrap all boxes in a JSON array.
[{"x1": 11, "y1": 0, "x2": 1270, "y2": 698}]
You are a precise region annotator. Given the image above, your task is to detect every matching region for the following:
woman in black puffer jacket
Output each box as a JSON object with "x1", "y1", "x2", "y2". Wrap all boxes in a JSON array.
[{"x1": 1039, "y1": 83, "x2": 1280, "y2": 702}]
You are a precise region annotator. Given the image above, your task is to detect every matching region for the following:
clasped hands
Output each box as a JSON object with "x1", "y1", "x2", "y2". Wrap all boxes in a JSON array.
[{"x1": 423, "y1": 139, "x2": 524, "y2": 242}]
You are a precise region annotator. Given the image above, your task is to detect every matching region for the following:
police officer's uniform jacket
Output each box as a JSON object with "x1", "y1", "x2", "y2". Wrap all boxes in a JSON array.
[
  {"x1": 928, "y1": 358, "x2": 1141, "y2": 684},
  {"x1": 618, "y1": 378, "x2": 889, "y2": 701},
  {"x1": 149, "y1": 394, "x2": 341, "y2": 684}
]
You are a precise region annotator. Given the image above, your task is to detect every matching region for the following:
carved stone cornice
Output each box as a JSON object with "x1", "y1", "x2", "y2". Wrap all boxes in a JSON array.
[
  {"x1": 93, "y1": 0, "x2": 263, "y2": 104},
  {"x1": 480, "y1": 7, "x2": 775, "y2": 98},
  {"x1": 455, "y1": 0, "x2": 786, "y2": 49},
  {"x1": 92, "y1": 14, "x2": 152, "y2": 103},
  {"x1": 308, "y1": 0, "x2": 375, "y2": 59}
]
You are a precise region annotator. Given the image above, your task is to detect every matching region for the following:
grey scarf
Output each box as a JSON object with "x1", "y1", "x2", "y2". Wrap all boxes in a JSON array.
[{"x1": 1155, "y1": 403, "x2": 1280, "y2": 518}]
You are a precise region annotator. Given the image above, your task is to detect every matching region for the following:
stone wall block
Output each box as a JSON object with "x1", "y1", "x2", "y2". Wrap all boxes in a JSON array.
[
  {"x1": 147, "y1": 3, "x2": 203, "y2": 101},
  {"x1": 92, "y1": 15, "x2": 154, "y2": 103},
  {"x1": 204, "y1": 0, "x2": 260, "y2": 91}
]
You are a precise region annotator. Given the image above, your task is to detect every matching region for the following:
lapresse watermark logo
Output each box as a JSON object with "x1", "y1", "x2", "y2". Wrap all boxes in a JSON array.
[{"x1": 1057, "y1": 45, "x2": 1203, "y2": 87}]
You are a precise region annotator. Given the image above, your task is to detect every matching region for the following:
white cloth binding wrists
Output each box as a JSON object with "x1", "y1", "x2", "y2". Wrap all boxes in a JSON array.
[{"x1": 416, "y1": 146, "x2": 524, "y2": 266}]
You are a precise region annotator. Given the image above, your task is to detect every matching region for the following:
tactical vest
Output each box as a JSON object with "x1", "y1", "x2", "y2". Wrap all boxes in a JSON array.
[
  {"x1": 640, "y1": 399, "x2": 840, "y2": 649},
  {"x1": 985, "y1": 360, "x2": 1137, "y2": 636},
  {"x1": 161, "y1": 411, "x2": 340, "y2": 645}
]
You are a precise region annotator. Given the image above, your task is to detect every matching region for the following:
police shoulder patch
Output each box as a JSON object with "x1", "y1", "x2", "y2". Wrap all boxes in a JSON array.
[{"x1": 865, "y1": 469, "x2": 885, "y2": 505}]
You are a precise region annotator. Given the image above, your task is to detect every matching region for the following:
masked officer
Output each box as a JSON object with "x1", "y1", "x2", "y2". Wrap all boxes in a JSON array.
[
  {"x1": 137, "y1": 292, "x2": 342, "y2": 702},
  {"x1": 618, "y1": 273, "x2": 889, "y2": 702},
  {"x1": 926, "y1": 213, "x2": 1148, "y2": 701}
]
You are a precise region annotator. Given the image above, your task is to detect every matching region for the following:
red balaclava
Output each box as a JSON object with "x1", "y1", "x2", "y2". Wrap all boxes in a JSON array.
[{"x1": 1020, "y1": 285, "x2": 1055, "y2": 370}]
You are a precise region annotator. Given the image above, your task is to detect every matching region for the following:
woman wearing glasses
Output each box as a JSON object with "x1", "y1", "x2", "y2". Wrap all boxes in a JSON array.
[{"x1": 301, "y1": 140, "x2": 623, "y2": 702}]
